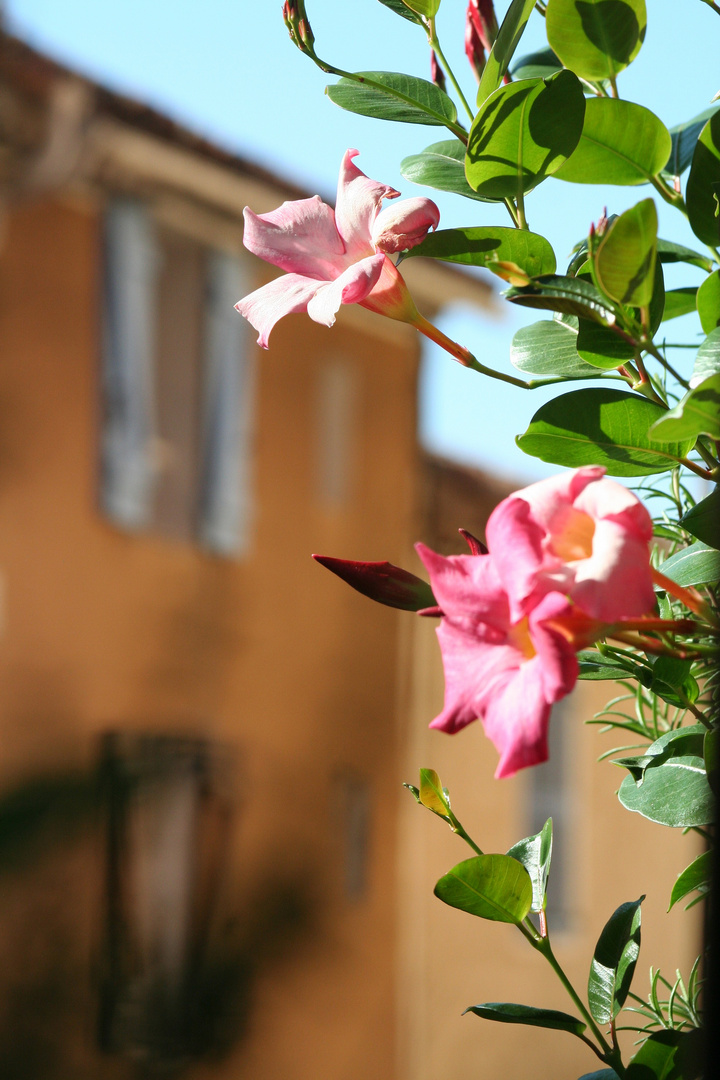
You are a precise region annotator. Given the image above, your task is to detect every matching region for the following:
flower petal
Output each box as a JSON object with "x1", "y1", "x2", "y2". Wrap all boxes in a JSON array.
[
  {"x1": 483, "y1": 661, "x2": 553, "y2": 779},
  {"x1": 235, "y1": 273, "x2": 321, "y2": 348},
  {"x1": 242, "y1": 198, "x2": 345, "y2": 279},
  {"x1": 334, "y1": 149, "x2": 400, "y2": 261},
  {"x1": 371, "y1": 196, "x2": 440, "y2": 254},
  {"x1": 571, "y1": 521, "x2": 656, "y2": 619},
  {"x1": 416, "y1": 544, "x2": 509, "y2": 628},
  {"x1": 429, "y1": 618, "x2": 520, "y2": 734},
  {"x1": 306, "y1": 253, "x2": 385, "y2": 327}
]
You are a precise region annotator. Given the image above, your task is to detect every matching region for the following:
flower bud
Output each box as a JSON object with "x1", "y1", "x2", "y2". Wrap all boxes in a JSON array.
[
  {"x1": 465, "y1": 7, "x2": 487, "y2": 82},
  {"x1": 312, "y1": 555, "x2": 436, "y2": 611},
  {"x1": 283, "y1": 0, "x2": 316, "y2": 55},
  {"x1": 430, "y1": 50, "x2": 447, "y2": 93},
  {"x1": 371, "y1": 196, "x2": 440, "y2": 254},
  {"x1": 468, "y1": 0, "x2": 498, "y2": 52}
]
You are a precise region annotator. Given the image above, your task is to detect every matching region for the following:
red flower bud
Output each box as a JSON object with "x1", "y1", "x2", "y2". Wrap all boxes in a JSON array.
[
  {"x1": 313, "y1": 555, "x2": 436, "y2": 611},
  {"x1": 430, "y1": 50, "x2": 447, "y2": 93},
  {"x1": 465, "y1": 8, "x2": 486, "y2": 83}
]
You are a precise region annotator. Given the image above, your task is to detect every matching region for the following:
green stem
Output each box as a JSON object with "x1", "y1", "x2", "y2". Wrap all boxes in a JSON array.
[
  {"x1": 650, "y1": 173, "x2": 687, "y2": 214},
  {"x1": 503, "y1": 197, "x2": 520, "y2": 227},
  {"x1": 645, "y1": 342, "x2": 691, "y2": 389},
  {"x1": 534, "y1": 937, "x2": 621, "y2": 1068},
  {"x1": 428, "y1": 19, "x2": 475, "y2": 123},
  {"x1": 696, "y1": 437, "x2": 720, "y2": 471},
  {"x1": 516, "y1": 190, "x2": 529, "y2": 230},
  {"x1": 678, "y1": 457, "x2": 715, "y2": 480}
]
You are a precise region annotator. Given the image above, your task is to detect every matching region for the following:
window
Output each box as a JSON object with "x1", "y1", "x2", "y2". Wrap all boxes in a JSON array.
[{"x1": 101, "y1": 198, "x2": 255, "y2": 555}]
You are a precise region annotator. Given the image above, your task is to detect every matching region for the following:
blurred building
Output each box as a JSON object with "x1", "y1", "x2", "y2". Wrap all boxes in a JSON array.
[{"x1": 0, "y1": 31, "x2": 702, "y2": 1080}]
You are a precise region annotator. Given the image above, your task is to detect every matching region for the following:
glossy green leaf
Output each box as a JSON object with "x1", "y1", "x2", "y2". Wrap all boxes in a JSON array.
[
  {"x1": 691, "y1": 327, "x2": 720, "y2": 385},
  {"x1": 516, "y1": 388, "x2": 695, "y2": 475},
  {"x1": 577, "y1": 650, "x2": 642, "y2": 680},
  {"x1": 476, "y1": 0, "x2": 537, "y2": 105},
  {"x1": 510, "y1": 320, "x2": 600, "y2": 377},
  {"x1": 466, "y1": 71, "x2": 586, "y2": 199},
  {"x1": 626, "y1": 1029, "x2": 704, "y2": 1080},
  {"x1": 657, "y1": 238, "x2": 714, "y2": 273},
  {"x1": 665, "y1": 104, "x2": 720, "y2": 176},
  {"x1": 418, "y1": 768, "x2": 452, "y2": 820},
  {"x1": 680, "y1": 488, "x2": 720, "y2": 546},
  {"x1": 668, "y1": 850, "x2": 712, "y2": 911},
  {"x1": 546, "y1": 0, "x2": 646, "y2": 81},
  {"x1": 434, "y1": 854, "x2": 533, "y2": 923},
  {"x1": 649, "y1": 373, "x2": 720, "y2": 441},
  {"x1": 576, "y1": 319, "x2": 635, "y2": 368},
  {"x1": 326, "y1": 71, "x2": 457, "y2": 126},
  {"x1": 505, "y1": 274, "x2": 616, "y2": 324},
  {"x1": 402, "y1": 227, "x2": 556, "y2": 279},
  {"x1": 510, "y1": 47, "x2": 563, "y2": 80},
  {"x1": 658, "y1": 541, "x2": 720, "y2": 587},
  {"x1": 464, "y1": 1001, "x2": 585, "y2": 1036},
  {"x1": 555, "y1": 99, "x2": 670, "y2": 185},
  {"x1": 401, "y1": 140, "x2": 492, "y2": 201},
  {"x1": 617, "y1": 727, "x2": 714, "y2": 827},
  {"x1": 645, "y1": 655, "x2": 698, "y2": 708},
  {"x1": 697, "y1": 271, "x2": 720, "y2": 334},
  {"x1": 506, "y1": 819, "x2": 553, "y2": 912},
  {"x1": 577, "y1": 1072, "x2": 620, "y2": 1080},
  {"x1": 376, "y1": 0, "x2": 424, "y2": 23},
  {"x1": 662, "y1": 287, "x2": 698, "y2": 322},
  {"x1": 687, "y1": 111, "x2": 720, "y2": 247},
  {"x1": 588, "y1": 897, "x2": 643, "y2": 1025},
  {"x1": 402, "y1": 0, "x2": 440, "y2": 17}
]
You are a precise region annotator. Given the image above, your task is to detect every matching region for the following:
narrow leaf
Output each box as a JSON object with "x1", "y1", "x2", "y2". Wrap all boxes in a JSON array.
[
  {"x1": 657, "y1": 238, "x2": 713, "y2": 273},
  {"x1": 476, "y1": 0, "x2": 537, "y2": 105},
  {"x1": 588, "y1": 897, "x2": 643, "y2": 1024},
  {"x1": 516, "y1": 388, "x2": 695, "y2": 476},
  {"x1": 434, "y1": 854, "x2": 533, "y2": 923},
  {"x1": 510, "y1": 47, "x2": 563, "y2": 81},
  {"x1": 505, "y1": 274, "x2": 616, "y2": 324},
  {"x1": 662, "y1": 287, "x2": 698, "y2": 323},
  {"x1": 326, "y1": 71, "x2": 457, "y2": 126},
  {"x1": 658, "y1": 541, "x2": 720, "y2": 587},
  {"x1": 376, "y1": 0, "x2": 425, "y2": 24},
  {"x1": 665, "y1": 104, "x2": 720, "y2": 176},
  {"x1": 464, "y1": 1001, "x2": 585, "y2": 1036}
]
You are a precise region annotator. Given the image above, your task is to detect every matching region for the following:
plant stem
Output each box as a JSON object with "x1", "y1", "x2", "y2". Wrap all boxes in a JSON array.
[
  {"x1": 516, "y1": 190, "x2": 529, "y2": 230},
  {"x1": 503, "y1": 197, "x2": 519, "y2": 226},
  {"x1": 650, "y1": 173, "x2": 687, "y2": 214},
  {"x1": 678, "y1": 457, "x2": 716, "y2": 480},
  {"x1": 645, "y1": 342, "x2": 691, "y2": 388},
  {"x1": 428, "y1": 19, "x2": 475, "y2": 123}
]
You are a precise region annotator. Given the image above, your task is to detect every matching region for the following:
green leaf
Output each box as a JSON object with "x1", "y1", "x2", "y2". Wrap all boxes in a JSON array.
[
  {"x1": 649, "y1": 373, "x2": 720, "y2": 441},
  {"x1": 546, "y1": 0, "x2": 646, "y2": 82},
  {"x1": 516, "y1": 388, "x2": 696, "y2": 475},
  {"x1": 418, "y1": 768, "x2": 452, "y2": 820},
  {"x1": 662, "y1": 287, "x2": 698, "y2": 323},
  {"x1": 401, "y1": 0, "x2": 440, "y2": 17},
  {"x1": 697, "y1": 270, "x2": 720, "y2": 335},
  {"x1": 577, "y1": 1072, "x2": 620, "y2": 1080},
  {"x1": 644, "y1": 655, "x2": 698, "y2": 709},
  {"x1": 376, "y1": 0, "x2": 425, "y2": 24},
  {"x1": 680, "y1": 487, "x2": 720, "y2": 545},
  {"x1": 507, "y1": 819, "x2": 553, "y2": 912},
  {"x1": 626, "y1": 1029, "x2": 704, "y2": 1080},
  {"x1": 617, "y1": 726, "x2": 714, "y2": 827},
  {"x1": 511, "y1": 319, "x2": 601, "y2": 377},
  {"x1": 657, "y1": 238, "x2": 714, "y2": 273},
  {"x1": 326, "y1": 71, "x2": 457, "y2": 126},
  {"x1": 466, "y1": 71, "x2": 586, "y2": 200},
  {"x1": 434, "y1": 854, "x2": 533, "y2": 923},
  {"x1": 668, "y1": 850, "x2": 712, "y2": 911},
  {"x1": 576, "y1": 319, "x2": 635, "y2": 368},
  {"x1": 402, "y1": 226, "x2": 556, "y2": 279},
  {"x1": 464, "y1": 1001, "x2": 585, "y2": 1036},
  {"x1": 401, "y1": 140, "x2": 492, "y2": 202},
  {"x1": 658, "y1": 540, "x2": 720, "y2": 586},
  {"x1": 587, "y1": 897, "x2": 643, "y2": 1025},
  {"x1": 577, "y1": 650, "x2": 642, "y2": 680},
  {"x1": 555, "y1": 99, "x2": 670, "y2": 185},
  {"x1": 510, "y1": 47, "x2": 563, "y2": 81},
  {"x1": 687, "y1": 111, "x2": 720, "y2": 247},
  {"x1": 505, "y1": 274, "x2": 617, "y2": 324},
  {"x1": 476, "y1": 0, "x2": 537, "y2": 105},
  {"x1": 665, "y1": 104, "x2": 720, "y2": 177},
  {"x1": 691, "y1": 327, "x2": 720, "y2": 384}
]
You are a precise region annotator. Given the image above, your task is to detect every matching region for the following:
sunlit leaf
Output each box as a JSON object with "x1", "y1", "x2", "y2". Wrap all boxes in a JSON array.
[
  {"x1": 588, "y1": 897, "x2": 643, "y2": 1024},
  {"x1": 402, "y1": 226, "x2": 556, "y2": 278},
  {"x1": 546, "y1": 0, "x2": 646, "y2": 82},
  {"x1": 697, "y1": 270, "x2": 720, "y2": 334},
  {"x1": 326, "y1": 71, "x2": 457, "y2": 126},
  {"x1": 476, "y1": 0, "x2": 537, "y2": 105},
  {"x1": 687, "y1": 111, "x2": 720, "y2": 247},
  {"x1": 401, "y1": 140, "x2": 492, "y2": 201},
  {"x1": 555, "y1": 99, "x2": 670, "y2": 185},
  {"x1": 510, "y1": 320, "x2": 601, "y2": 377},
  {"x1": 668, "y1": 850, "x2": 712, "y2": 911},
  {"x1": 434, "y1": 854, "x2": 533, "y2": 923},
  {"x1": 464, "y1": 1001, "x2": 585, "y2": 1036}
]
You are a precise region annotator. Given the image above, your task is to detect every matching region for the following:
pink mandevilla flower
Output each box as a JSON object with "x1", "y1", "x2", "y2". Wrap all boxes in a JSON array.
[
  {"x1": 236, "y1": 150, "x2": 473, "y2": 364},
  {"x1": 416, "y1": 543, "x2": 584, "y2": 779},
  {"x1": 485, "y1": 466, "x2": 656, "y2": 624}
]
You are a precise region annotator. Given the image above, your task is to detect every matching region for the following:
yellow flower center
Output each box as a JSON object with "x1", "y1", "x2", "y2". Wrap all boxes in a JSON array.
[
  {"x1": 549, "y1": 507, "x2": 595, "y2": 562},
  {"x1": 507, "y1": 616, "x2": 536, "y2": 660}
]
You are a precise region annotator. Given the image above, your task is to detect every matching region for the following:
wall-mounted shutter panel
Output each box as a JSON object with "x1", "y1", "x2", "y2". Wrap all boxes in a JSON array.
[
  {"x1": 198, "y1": 251, "x2": 256, "y2": 556},
  {"x1": 101, "y1": 199, "x2": 158, "y2": 530}
]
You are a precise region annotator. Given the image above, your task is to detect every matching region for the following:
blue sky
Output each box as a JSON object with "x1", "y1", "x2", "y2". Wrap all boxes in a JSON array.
[{"x1": 5, "y1": 0, "x2": 719, "y2": 482}]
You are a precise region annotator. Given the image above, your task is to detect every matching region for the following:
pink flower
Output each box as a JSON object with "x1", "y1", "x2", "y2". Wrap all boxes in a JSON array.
[
  {"x1": 236, "y1": 149, "x2": 440, "y2": 348},
  {"x1": 485, "y1": 466, "x2": 655, "y2": 624},
  {"x1": 416, "y1": 544, "x2": 582, "y2": 779}
]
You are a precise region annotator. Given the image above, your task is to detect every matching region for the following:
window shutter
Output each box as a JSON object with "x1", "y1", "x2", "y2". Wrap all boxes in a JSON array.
[
  {"x1": 101, "y1": 199, "x2": 158, "y2": 530},
  {"x1": 198, "y1": 251, "x2": 255, "y2": 556}
]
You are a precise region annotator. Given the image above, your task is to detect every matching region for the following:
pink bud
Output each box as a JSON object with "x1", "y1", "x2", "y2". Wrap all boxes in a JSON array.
[
  {"x1": 312, "y1": 555, "x2": 436, "y2": 611},
  {"x1": 370, "y1": 197, "x2": 440, "y2": 255}
]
